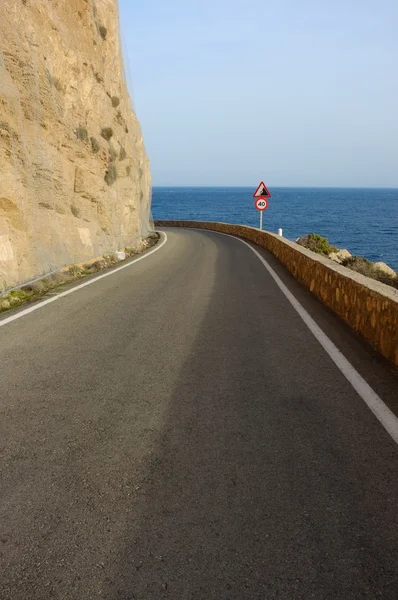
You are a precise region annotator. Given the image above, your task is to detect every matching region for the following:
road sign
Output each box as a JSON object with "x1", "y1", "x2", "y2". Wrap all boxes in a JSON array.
[
  {"x1": 255, "y1": 198, "x2": 268, "y2": 211},
  {"x1": 253, "y1": 181, "x2": 271, "y2": 230},
  {"x1": 253, "y1": 181, "x2": 271, "y2": 199}
]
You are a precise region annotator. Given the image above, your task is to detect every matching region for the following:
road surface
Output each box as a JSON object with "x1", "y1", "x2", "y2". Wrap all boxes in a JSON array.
[{"x1": 1, "y1": 228, "x2": 398, "y2": 600}]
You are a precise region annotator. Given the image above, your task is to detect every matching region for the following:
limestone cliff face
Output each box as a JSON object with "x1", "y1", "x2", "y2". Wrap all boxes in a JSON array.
[{"x1": 0, "y1": 0, "x2": 151, "y2": 291}]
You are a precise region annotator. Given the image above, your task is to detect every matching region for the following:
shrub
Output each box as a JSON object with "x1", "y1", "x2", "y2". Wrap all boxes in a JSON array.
[
  {"x1": 111, "y1": 96, "x2": 120, "y2": 108},
  {"x1": 98, "y1": 25, "x2": 107, "y2": 40},
  {"x1": 342, "y1": 255, "x2": 375, "y2": 277},
  {"x1": 342, "y1": 256, "x2": 398, "y2": 289},
  {"x1": 76, "y1": 126, "x2": 88, "y2": 142},
  {"x1": 23, "y1": 281, "x2": 46, "y2": 294},
  {"x1": 68, "y1": 265, "x2": 82, "y2": 277},
  {"x1": 90, "y1": 137, "x2": 100, "y2": 153},
  {"x1": 70, "y1": 205, "x2": 81, "y2": 218},
  {"x1": 296, "y1": 233, "x2": 337, "y2": 256},
  {"x1": 100, "y1": 127, "x2": 113, "y2": 141},
  {"x1": 9, "y1": 289, "x2": 33, "y2": 302},
  {"x1": 104, "y1": 163, "x2": 117, "y2": 186},
  {"x1": 90, "y1": 260, "x2": 106, "y2": 271}
]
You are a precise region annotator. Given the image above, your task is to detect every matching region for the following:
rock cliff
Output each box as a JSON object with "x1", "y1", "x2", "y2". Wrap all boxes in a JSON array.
[{"x1": 0, "y1": 0, "x2": 151, "y2": 291}]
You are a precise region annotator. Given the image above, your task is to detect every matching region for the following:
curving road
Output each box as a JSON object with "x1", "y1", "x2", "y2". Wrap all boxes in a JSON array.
[{"x1": 1, "y1": 228, "x2": 398, "y2": 600}]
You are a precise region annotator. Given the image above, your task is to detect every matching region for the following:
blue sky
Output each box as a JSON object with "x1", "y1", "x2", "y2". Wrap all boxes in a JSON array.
[{"x1": 119, "y1": 0, "x2": 398, "y2": 187}]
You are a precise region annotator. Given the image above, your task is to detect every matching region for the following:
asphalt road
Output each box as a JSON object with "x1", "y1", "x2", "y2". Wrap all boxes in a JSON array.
[{"x1": 1, "y1": 228, "x2": 398, "y2": 600}]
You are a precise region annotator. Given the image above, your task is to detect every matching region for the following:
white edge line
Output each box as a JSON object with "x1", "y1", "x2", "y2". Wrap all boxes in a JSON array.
[
  {"x1": 0, "y1": 231, "x2": 168, "y2": 328},
  {"x1": 214, "y1": 229, "x2": 398, "y2": 445}
]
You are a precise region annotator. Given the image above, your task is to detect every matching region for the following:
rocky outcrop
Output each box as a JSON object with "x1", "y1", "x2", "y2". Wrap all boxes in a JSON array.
[
  {"x1": 374, "y1": 262, "x2": 397, "y2": 279},
  {"x1": 328, "y1": 250, "x2": 352, "y2": 264},
  {"x1": 0, "y1": 0, "x2": 151, "y2": 292}
]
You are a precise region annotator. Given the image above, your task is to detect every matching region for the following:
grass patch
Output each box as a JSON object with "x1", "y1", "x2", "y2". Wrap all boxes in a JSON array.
[
  {"x1": 0, "y1": 234, "x2": 161, "y2": 313},
  {"x1": 68, "y1": 265, "x2": 82, "y2": 277}
]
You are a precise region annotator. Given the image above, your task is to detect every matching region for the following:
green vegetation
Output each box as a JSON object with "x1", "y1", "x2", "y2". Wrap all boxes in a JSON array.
[
  {"x1": 0, "y1": 276, "x2": 68, "y2": 312},
  {"x1": 68, "y1": 265, "x2": 81, "y2": 277},
  {"x1": 0, "y1": 234, "x2": 161, "y2": 313},
  {"x1": 70, "y1": 205, "x2": 81, "y2": 218},
  {"x1": 297, "y1": 233, "x2": 398, "y2": 290},
  {"x1": 100, "y1": 127, "x2": 113, "y2": 141},
  {"x1": 342, "y1": 256, "x2": 398, "y2": 290},
  {"x1": 125, "y1": 232, "x2": 160, "y2": 257},
  {"x1": 104, "y1": 163, "x2": 117, "y2": 186},
  {"x1": 90, "y1": 137, "x2": 100, "y2": 153},
  {"x1": 297, "y1": 233, "x2": 337, "y2": 256},
  {"x1": 76, "y1": 126, "x2": 88, "y2": 142},
  {"x1": 98, "y1": 25, "x2": 107, "y2": 40}
]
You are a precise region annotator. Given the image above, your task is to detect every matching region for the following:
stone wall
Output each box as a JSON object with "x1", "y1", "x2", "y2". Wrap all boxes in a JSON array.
[
  {"x1": 156, "y1": 221, "x2": 398, "y2": 366},
  {"x1": 0, "y1": 0, "x2": 151, "y2": 292}
]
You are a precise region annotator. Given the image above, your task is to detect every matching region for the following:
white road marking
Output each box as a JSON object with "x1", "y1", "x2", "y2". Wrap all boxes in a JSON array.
[
  {"x1": 232, "y1": 235, "x2": 398, "y2": 445},
  {"x1": 0, "y1": 232, "x2": 168, "y2": 328}
]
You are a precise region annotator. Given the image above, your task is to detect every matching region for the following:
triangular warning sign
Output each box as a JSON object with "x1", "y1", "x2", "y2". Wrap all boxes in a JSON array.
[{"x1": 253, "y1": 181, "x2": 271, "y2": 199}]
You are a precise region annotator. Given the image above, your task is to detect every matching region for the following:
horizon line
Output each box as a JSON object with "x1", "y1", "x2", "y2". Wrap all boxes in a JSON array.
[{"x1": 152, "y1": 185, "x2": 398, "y2": 190}]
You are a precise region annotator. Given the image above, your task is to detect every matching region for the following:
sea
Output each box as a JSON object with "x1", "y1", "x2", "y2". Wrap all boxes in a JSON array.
[{"x1": 152, "y1": 187, "x2": 398, "y2": 270}]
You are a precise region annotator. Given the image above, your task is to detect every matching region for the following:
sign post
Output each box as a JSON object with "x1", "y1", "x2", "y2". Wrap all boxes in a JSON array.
[{"x1": 253, "y1": 182, "x2": 271, "y2": 230}]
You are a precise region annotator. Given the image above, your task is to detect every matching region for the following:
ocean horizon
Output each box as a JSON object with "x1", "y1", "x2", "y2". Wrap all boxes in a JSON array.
[{"x1": 152, "y1": 186, "x2": 398, "y2": 270}]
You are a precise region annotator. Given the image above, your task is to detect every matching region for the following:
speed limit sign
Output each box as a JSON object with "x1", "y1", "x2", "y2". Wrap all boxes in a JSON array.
[{"x1": 255, "y1": 198, "x2": 268, "y2": 211}]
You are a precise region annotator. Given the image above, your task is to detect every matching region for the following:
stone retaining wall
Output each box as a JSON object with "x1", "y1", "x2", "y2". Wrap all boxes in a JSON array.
[{"x1": 156, "y1": 220, "x2": 398, "y2": 366}]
